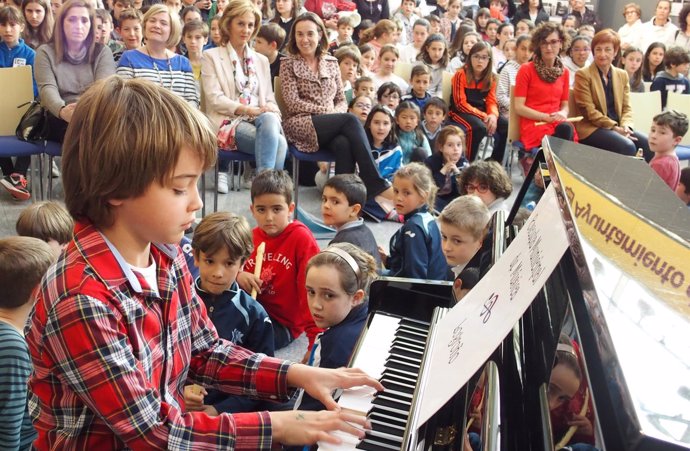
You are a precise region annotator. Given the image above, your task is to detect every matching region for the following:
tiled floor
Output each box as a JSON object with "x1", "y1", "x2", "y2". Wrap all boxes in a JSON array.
[{"x1": 0, "y1": 157, "x2": 523, "y2": 360}]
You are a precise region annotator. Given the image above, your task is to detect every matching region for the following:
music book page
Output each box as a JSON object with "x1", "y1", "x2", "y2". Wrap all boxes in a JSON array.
[{"x1": 416, "y1": 183, "x2": 570, "y2": 424}]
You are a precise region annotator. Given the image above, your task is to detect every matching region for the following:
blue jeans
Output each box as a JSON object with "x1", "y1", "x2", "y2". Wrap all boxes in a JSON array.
[{"x1": 219, "y1": 112, "x2": 287, "y2": 172}]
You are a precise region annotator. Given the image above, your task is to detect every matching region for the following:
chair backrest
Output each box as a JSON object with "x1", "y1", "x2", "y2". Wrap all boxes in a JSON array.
[
  {"x1": 628, "y1": 90, "x2": 661, "y2": 136},
  {"x1": 666, "y1": 91, "x2": 690, "y2": 146},
  {"x1": 441, "y1": 71, "x2": 452, "y2": 105},
  {"x1": 567, "y1": 88, "x2": 577, "y2": 119},
  {"x1": 394, "y1": 62, "x2": 414, "y2": 82},
  {"x1": 0, "y1": 66, "x2": 34, "y2": 135},
  {"x1": 507, "y1": 85, "x2": 520, "y2": 145},
  {"x1": 643, "y1": 81, "x2": 652, "y2": 92},
  {"x1": 273, "y1": 76, "x2": 287, "y2": 117}
]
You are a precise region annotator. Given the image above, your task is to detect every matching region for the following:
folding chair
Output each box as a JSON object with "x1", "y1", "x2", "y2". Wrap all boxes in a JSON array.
[
  {"x1": 0, "y1": 66, "x2": 44, "y2": 200},
  {"x1": 628, "y1": 90, "x2": 662, "y2": 140},
  {"x1": 393, "y1": 62, "x2": 414, "y2": 83}
]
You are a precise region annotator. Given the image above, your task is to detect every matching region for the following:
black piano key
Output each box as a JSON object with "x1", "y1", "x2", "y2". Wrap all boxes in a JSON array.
[
  {"x1": 391, "y1": 337, "x2": 426, "y2": 353},
  {"x1": 356, "y1": 437, "x2": 401, "y2": 451},
  {"x1": 380, "y1": 379, "x2": 414, "y2": 397},
  {"x1": 369, "y1": 410, "x2": 408, "y2": 428},
  {"x1": 372, "y1": 396, "x2": 411, "y2": 413},
  {"x1": 385, "y1": 358, "x2": 420, "y2": 374},
  {"x1": 369, "y1": 415, "x2": 406, "y2": 433},
  {"x1": 388, "y1": 349, "x2": 422, "y2": 365},
  {"x1": 395, "y1": 330, "x2": 427, "y2": 343},
  {"x1": 400, "y1": 317, "x2": 430, "y2": 329},
  {"x1": 375, "y1": 393, "x2": 411, "y2": 408},
  {"x1": 361, "y1": 431, "x2": 404, "y2": 448},
  {"x1": 382, "y1": 367, "x2": 418, "y2": 382}
]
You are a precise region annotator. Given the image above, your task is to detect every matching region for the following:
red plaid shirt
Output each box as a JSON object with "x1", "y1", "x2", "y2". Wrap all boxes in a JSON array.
[{"x1": 27, "y1": 221, "x2": 291, "y2": 450}]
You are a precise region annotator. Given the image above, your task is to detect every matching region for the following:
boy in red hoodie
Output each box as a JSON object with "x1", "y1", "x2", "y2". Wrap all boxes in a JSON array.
[{"x1": 238, "y1": 170, "x2": 322, "y2": 353}]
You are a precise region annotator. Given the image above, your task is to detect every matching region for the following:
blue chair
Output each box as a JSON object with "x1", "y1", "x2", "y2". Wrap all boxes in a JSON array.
[
  {"x1": 288, "y1": 145, "x2": 336, "y2": 213},
  {"x1": 0, "y1": 137, "x2": 44, "y2": 200},
  {"x1": 677, "y1": 145, "x2": 690, "y2": 161}
]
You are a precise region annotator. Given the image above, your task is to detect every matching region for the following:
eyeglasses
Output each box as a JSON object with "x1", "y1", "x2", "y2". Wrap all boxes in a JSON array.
[
  {"x1": 624, "y1": 10, "x2": 637, "y2": 15},
  {"x1": 572, "y1": 47, "x2": 591, "y2": 53},
  {"x1": 382, "y1": 93, "x2": 400, "y2": 99},
  {"x1": 540, "y1": 39, "x2": 562, "y2": 48},
  {"x1": 354, "y1": 102, "x2": 371, "y2": 110},
  {"x1": 471, "y1": 54, "x2": 490, "y2": 61},
  {"x1": 464, "y1": 183, "x2": 489, "y2": 193}
]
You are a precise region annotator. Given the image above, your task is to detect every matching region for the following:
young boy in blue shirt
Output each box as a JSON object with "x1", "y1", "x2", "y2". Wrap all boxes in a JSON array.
[
  {"x1": 0, "y1": 5, "x2": 37, "y2": 201},
  {"x1": 184, "y1": 211, "x2": 275, "y2": 415},
  {"x1": 0, "y1": 236, "x2": 55, "y2": 451},
  {"x1": 25, "y1": 76, "x2": 380, "y2": 449}
]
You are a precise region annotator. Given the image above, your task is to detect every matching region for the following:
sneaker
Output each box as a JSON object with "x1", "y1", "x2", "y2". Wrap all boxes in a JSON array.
[
  {"x1": 1, "y1": 173, "x2": 31, "y2": 201},
  {"x1": 217, "y1": 172, "x2": 229, "y2": 194},
  {"x1": 51, "y1": 160, "x2": 60, "y2": 178}
]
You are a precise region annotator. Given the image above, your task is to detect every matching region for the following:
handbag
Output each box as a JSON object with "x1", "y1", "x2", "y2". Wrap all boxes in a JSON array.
[
  {"x1": 16, "y1": 100, "x2": 49, "y2": 142},
  {"x1": 217, "y1": 116, "x2": 248, "y2": 151}
]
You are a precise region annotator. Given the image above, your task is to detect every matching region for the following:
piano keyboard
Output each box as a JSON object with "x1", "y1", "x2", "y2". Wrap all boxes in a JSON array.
[{"x1": 319, "y1": 313, "x2": 431, "y2": 451}]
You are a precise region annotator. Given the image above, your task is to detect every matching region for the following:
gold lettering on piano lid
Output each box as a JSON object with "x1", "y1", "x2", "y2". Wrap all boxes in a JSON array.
[{"x1": 433, "y1": 425, "x2": 457, "y2": 445}]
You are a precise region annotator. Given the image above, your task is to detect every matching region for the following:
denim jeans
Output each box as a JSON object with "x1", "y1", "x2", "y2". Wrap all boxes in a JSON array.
[{"x1": 219, "y1": 112, "x2": 287, "y2": 172}]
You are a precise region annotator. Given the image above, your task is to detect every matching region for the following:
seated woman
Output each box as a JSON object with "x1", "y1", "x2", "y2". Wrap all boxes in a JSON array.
[
  {"x1": 513, "y1": 21, "x2": 575, "y2": 173},
  {"x1": 201, "y1": 0, "x2": 287, "y2": 193},
  {"x1": 117, "y1": 4, "x2": 198, "y2": 108},
  {"x1": 573, "y1": 29, "x2": 650, "y2": 160},
  {"x1": 35, "y1": 0, "x2": 115, "y2": 145},
  {"x1": 280, "y1": 12, "x2": 394, "y2": 206}
]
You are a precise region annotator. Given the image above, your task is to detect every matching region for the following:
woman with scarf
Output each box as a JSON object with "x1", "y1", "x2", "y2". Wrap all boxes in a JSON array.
[
  {"x1": 201, "y1": 0, "x2": 287, "y2": 194},
  {"x1": 513, "y1": 21, "x2": 575, "y2": 166}
]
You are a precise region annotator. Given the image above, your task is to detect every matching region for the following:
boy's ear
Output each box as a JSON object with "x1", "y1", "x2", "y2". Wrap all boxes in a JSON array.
[
  {"x1": 288, "y1": 202, "x2": 296, "y2": 216},
  {"x1": 270, "y1": 40, "x2": 278, "y2": 50},
  {"x1": 673, "y1": 134, "x2": 683, "y2": 146},
  {"x1": 115, "y1": 26, "x2": 121, "y2": 34},
  {"x1": 350, "y1": 202, "x2": 362, "y2": 217}
]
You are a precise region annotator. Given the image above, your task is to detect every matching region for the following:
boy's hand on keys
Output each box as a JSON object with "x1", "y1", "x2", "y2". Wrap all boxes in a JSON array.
[
  {"x1": 237, "y1": 271, "x2": 262, "y2": 295},
  {"x1": 269, "y1": 409, "x2": 371, "y2": 446}
]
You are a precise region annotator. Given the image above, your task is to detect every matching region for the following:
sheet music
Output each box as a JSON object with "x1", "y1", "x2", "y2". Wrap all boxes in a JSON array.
[{"x1": 417, "y1": 183, "x2": 570, "y2": 425}]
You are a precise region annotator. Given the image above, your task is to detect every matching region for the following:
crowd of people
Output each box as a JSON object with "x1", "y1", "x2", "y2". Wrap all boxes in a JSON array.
[{"x1": 1, "y1": 0, "x2": 690, "y2": 450}]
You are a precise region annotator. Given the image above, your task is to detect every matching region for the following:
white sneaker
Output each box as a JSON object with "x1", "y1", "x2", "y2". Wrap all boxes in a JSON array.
[
  {"x1": 217, "y1": 172, "x2": 229, "y2": 194},
  {"x1": 51, "y1": 161, "x2": 60, "y2": 178}
]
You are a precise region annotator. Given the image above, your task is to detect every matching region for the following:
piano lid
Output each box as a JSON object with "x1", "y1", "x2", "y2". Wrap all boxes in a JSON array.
[{"x1": 544, "y1": 137, "x2": 690, "y2": 449}]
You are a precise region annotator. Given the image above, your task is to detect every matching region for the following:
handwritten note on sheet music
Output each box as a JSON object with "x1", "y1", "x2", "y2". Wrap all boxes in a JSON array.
[{"x1": 416, "y1": 184, "x2": 570, "y2": 425}]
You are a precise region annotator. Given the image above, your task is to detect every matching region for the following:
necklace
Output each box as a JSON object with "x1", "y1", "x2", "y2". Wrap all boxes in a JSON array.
[{"x1": 143, "y1": 45, "x2": 174, "y2": 91}]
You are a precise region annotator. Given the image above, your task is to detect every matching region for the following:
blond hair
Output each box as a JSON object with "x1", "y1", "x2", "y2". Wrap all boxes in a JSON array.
[
  {"x1": 0, "y1": 237, "x2": 55, "y2": 309},
  {"x1": 219, "y1": 0, "x2": 261, "y2": 46},
  {"x1": 394, "y1": 163, "x2": 437, "y2": 211},
  {"x1": 143, "y1": 4, "x2": 181, "y2": 48},
  {"x1": 438, "y1": 195, "x2": 490, "y2": 241},
  {"x1": 16, "y1": 201, "x2": 74, "y2": 244},
  {"x1": 62, "y1": 76, "x2": 216, "y2": 228},
  {"x1": 307, "y1": 242, "x2": 378, "y2": 295}
]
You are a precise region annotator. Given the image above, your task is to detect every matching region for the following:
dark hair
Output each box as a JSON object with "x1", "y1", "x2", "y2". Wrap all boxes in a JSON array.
[
  {"x1": 459, "y1": 160, "x2": 513, "y2": 198},
  {"x1": 180, "y1": 5, "x2": 201, "y2": 21},
  {"x1": 270, "y1": 0, "x2": 299, "y2": 22},
  {"x1": 643, "y1": 42, "x2": 666, "y2": 81},
  {"x1": 250, "y1": 169, "x2": 294, "y2": 204},
  {"x1": 424, "y1": 13, "x2": 440, "y2": 24},
  {"x1": 191, "y1": 212, "x2": 253, "y2": 261},
  {"x1": 679, "y1": 167, "x2": 690, "y2": 195},
  {"x1": 531, "y1": 21, "x2": 570, "y2": 59},
  {"x1": 286, "y1": 12, "x2": 329, "y2": 57},
  {"x1": 653, "y1": 110, "x2": 689, "y2": 138},
  {"x1": 413, "y1": 17, "x2": 430, "y2": 31},
  {"x1": 459, "y1": 31, "x2": 481, "y2": 61},
  {"x1": 423, "y1": 96, "x2": 448, "y2": 115},
  {"x1": 664, "y1": 45, "x2": 690, "y2": 67},
  {"x1": 21, "y1": 0, "x2": 54, "y2": 48},
  {"x1": 455, "y1": 266, "x2": 480, "y2": 290},
  {"x1": 475, "y1": 7, "x2": 490, "y2": 32},
  {"x1": 464, "y1": 41, "x2": 495, "y2": 92},
  {"x1": 0, "y1": 237, "x2": 54, "y2": 309},
  {"x1": 364, "y1": 104, "x2": 398, "y2": 149},
  {"x1": 417, "y1": 33, "x2": 449, "y2": 66},
  {"x1": 94, "y1": 8, "x2": 112, "y2": 24},
  {"x1": 518, "y1": 0, "x2": 542, "y2": 12},
  {"x1": 567, "y1": 35, "x2": 591, "y2": 58},
  {"x1": 562, "y1": 14, "x2": 578, "y2": 26},
  {"x1": 680, "y1": 4, "x2": 690, "y2": 32},
  {"x1": 0, "y1": 4, "x2": 23, "y2": 25},
  {"x1": 354, "y1": 75, "x2": 373, "y2": 90},
  {"x1": 324, "y1": 174, "x2": 367, "y2": 207},
  {"x1": 376, "y1": 81, "x2": 402, "y2": 101},
  {"x1": 395, "y1": 100, "x2": 425, "y2": 144},
  {"x1": 621, "y1": 46, "x2": 644, "y2": 90},
  {"x1": 516, "y1": 33, "x2": 531, "y2": 49},
  {"x1": 410, "y1": 62, "x2": 432, "y2": 79},
  {"x1": 449, "y1": 24, "x2": 476, "y2": 59},
  {"x1": 497, "y1": 22, "x2": 513, "y2": 37},
  {"x1": 182, "y1": 19, "x2": 209, "y2": 38}
]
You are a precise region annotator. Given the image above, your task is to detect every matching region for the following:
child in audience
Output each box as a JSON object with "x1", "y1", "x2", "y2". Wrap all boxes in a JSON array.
[
  {"x1": 437, "y1": 194, "x2": 490, "y2": 278},
  {"x1": 576, "y1": 24, "x2": 595, "y2": 39},
  {"x1": 359, "y1": 20, "x2": 397, "y2": 71},
  {"x1": 449, "y1": 30, "x2": 480, "y2": 73},
  {"x1": 642, "y1": 42, "x2": 666, "y2": 82},
  {"x1": 372, "y1": 44, "x2": 409, "y2": 92},
  {"x1": 496, "y1": 34, "x2": 532, "y2": 118},
  {"x1": 365, "y1": 104, "x2": 403, "y2": 181},
  {"x1": 185, "y1": 212, "x2": 274, "y2": 415},
  {"x1": 377, "y1": 81, "x2": 402, "y2": 111},
  {"x1": 0, "y1": 237, "x2": 55, "y2": 451},
  {"x1": 416, "y1": 33, "x2": 450, "y2": 98},
  {"x1": 440, "y1": 0, "x2": 463, "y2": 43},
  {"x1": 448, "y1": 24, "x2": 476, "y2": 68},
  {"x1": 0, "y1": 5, "x2": 37, "y2": 201},
  {"x1": 348, "y1": 94, "x2": 373, "y2": 124},
  {"x1": 15, "y1": 201, "x2": 73, "y2": 257},
  {"x1": 651, "y1": 46, "x2": 690, "y2": 109},
  {"x1": 620, "y1": 46, "x2": 645, "y2": 93},
  {"x1": 484, "y1": 18, "x2": 500, "y2": 45},
  {"x1": 459, "y1": 160, "x2": 513, "y2": 214},
  {"x1": 238, "y1": 169, "x2": 323, "y2": 352},
  {"x1": 379, "y1": 163, "x2": 446, "y2": 279},
  {"x1": 402, "y1": 63, "x2": 433, "y2": 108},
  {"x1": 396, "y1": 100, "x2": 432, "y2": 163},
  {"x1": 254, "y1": 22, "x2": 286, "y2": 84},
  {"x1": 209, "y1": 14, "x2": 222, "y2": 47},
  {"x1": 648, "y1": 110, "x2": 689, "y2": 190},
  {"x1": 336, "y1": 45, "x2": 360, "y2": 102},
  {"x1": 562, "y1": 15, "x2": 578, "y2": 33},
  {"x1": 358, "y1": 43, "x2": 376, "y2": 75},
  {"x1": 182, "y1": 20, "x2": 208, "y2": 82},
  {"x1": 181, "y1": 5, "x2": 203, "y2": 24},
  {"x1": 329, "y1": 15, "x2": 356, "y2": 52},
  {"x1": 515, "y1": 18, "x2": 534, "y2": 36},
  {"x1": 95, "y1": 9, "x2": 123, "y2": 54},
  {"x1": 20, "y1": 0, "x2": 53, "y2": 50},
  {"x1": 422, "y1": 97, "x2": 448, "y2": 149},
  {"x1": 399, "y1": 18, "x2": 430, "y2": 64},
  {"x1": 492, "y1": 22, "x2": 514, "y2": 71},
  {"x1": 270, "y1": 0, "x2": 297, "y2": 48},
  {"x1": 110, "y1": 0, "x2": 133, "y2": 36},
  {"x1": 676, "y1": 167, "x2": 690, "y2": 208},
  {"x1": 394, "y1": 0, "x2": 419, "y2": 45},
  {"x1": 296, "y1": 242, "x2": 378, "y2": 411},
  {"x1": 26, "y1": 78, "x2": 378, "y2": 449},
  {"x1": 354, "y1": 75, "x2": 376, "y2": 100},
  {"x1": 426, "y1": 13, "x2": 442, "y2": 35},
  {"x1": 563, "y1": 35, "x2": 591, "y2": 86},
  {"x1": 322, "y1": 174, "x2": 381, "y2": 267},
  {"x1": 449, "y1": 41, "x2": 507, "y2": 162},
  {"x1": 115, "y1": 7, "x2": 143, "y2": 59},
  {"x1": 425, "y1": 125, "x2": 469, "y2": 210}
]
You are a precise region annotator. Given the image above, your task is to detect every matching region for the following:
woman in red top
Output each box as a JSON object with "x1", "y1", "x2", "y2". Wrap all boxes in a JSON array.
[
  {"x1": 514, "y1": 22, "x2": 575, "y2": 158},
  {"x1": 448, "y1": 41, "x2": 508, "y2": 162}
]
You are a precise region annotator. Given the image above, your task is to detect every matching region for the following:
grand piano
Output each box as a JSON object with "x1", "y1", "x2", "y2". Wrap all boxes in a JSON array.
[{"x1": 320, "y1": 137, "x2": 690, "y2": 451}]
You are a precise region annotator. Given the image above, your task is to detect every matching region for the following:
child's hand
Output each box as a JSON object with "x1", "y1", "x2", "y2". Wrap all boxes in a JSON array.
[
  {"x1": 377, "y1": 245, "x2": 388, "y2": 266},
  {"x1": 237, "y1": 270, "x2": 263, "y2": 295},
  {"x1": 183, "y1": 384, "x2": 207, "y2": 412},
  {"x1": 484, "y1": 114, "x2": 498, "y2": 135},
  {"x1": 568, "y1": 414, "x2": 593, "y2": 436},
  {"x1": 269, "y1": 409, "x2": 370, "y2": 446},
  {"x1": 201, "y1": 405, "x2": 219, "y2": 417}
]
